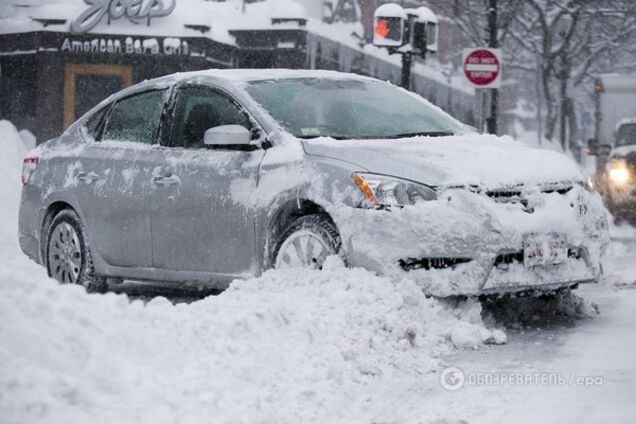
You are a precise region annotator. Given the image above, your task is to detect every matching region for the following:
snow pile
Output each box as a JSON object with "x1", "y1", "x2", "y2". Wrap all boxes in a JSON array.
[
  {"x1": 0, "y1": 256, "x2": 504, "y2": 423},
  {"x1": 0, "y1": 120, "x2": 31, "y2": 223}
]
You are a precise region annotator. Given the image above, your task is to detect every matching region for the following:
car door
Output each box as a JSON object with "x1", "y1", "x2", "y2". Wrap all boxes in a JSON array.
[
  {"x1": 77, "y1": 88, "x2": 170, "y2": 269},
  {"x1": 149, "y1": 84, "x2": 265, "y2": 276}
]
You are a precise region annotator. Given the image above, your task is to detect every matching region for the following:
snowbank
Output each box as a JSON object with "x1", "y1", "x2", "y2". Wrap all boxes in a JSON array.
[
  {"x1": 0, "y1": 257, "x2": 504, "y2": 424},
  {"x1": 0, "y1": 120, "x2": 504, "y2": 423},
  {"x1": 0, "y1": 120, "x2": 28, "y2": 181},
  {"x1": 0, "y1": 120, "x2": 32, "y2": 223}
]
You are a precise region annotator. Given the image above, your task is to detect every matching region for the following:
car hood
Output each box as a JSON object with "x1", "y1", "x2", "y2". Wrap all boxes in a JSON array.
[{"x1": 302, "y1": 134, "x2": 583, "y2": 189}]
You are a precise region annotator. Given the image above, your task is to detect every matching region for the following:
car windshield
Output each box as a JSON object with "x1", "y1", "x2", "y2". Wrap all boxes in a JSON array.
[
  {"x1": 616, "y1": 123, "x2": 636, "y2": 146},
  {"x1": 246, "y1": 78, "x2": 466, "y2": 140}
]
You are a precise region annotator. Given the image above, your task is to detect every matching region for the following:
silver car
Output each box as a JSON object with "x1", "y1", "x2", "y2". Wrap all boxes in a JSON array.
[{"x1": 19, "y1": 69, "x2": 609, "y2": 296}]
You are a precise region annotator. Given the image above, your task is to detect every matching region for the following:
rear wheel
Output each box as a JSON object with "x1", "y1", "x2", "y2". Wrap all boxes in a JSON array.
[
  {"x1": 45, "y1": 209, "x2": 107, "y2": 293},
  {"x1": 274, "y1": 215, "x2": 341, "y2": 270}
]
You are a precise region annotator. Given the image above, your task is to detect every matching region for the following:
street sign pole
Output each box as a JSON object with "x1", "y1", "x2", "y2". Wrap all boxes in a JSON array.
[
  {"x1": 479, "y1": 89, "x2": 487, "y2": 133},
  {"x1": 487, "y1": 0, "x2": 498, "y2": 135}
]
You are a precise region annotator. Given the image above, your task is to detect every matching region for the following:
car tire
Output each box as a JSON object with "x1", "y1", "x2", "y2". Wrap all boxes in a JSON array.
[
  {"x1": 273, "y1": 214, "x2": 342, "y2": 270},
  {"x1": 45, "y1": 209, "x2": 108, "y2": 294}
]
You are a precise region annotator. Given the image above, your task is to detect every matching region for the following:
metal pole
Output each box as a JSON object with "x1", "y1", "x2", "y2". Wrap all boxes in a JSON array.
[
  {"x1": 537, "y1": 63, "x2": 543, "y2": 145},
  {"x1": 479, "y1": 90, "x2": 486, "y2": 133},
  {"x1": 559, "y1": 66, "x2": 567, "y2": 151},
  {"x1": 487, "y1": 0, "x2": 498, "y2": 135},
  {"x1": 401, "y1": 52, "x2": 412, "y2": 89},
  {"x1": 559, "y1": 36, "x2": 569, "y2": 151}
]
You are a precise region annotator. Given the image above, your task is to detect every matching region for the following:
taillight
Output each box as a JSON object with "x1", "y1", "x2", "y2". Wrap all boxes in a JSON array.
[{"x1": 21, "y1": 157, "x2": 39, "y2": 185}]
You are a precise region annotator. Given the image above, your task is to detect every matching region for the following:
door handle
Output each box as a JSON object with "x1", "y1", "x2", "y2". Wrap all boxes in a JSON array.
[
  {"x1": 152, "y1": 175, "x2": 180, "y2": 186},
  {"x1": 77, "y1": 172, "x2": 100, "y2": 184}
]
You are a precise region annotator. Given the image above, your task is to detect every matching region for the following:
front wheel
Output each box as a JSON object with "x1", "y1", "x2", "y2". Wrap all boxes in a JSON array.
[
  {"x1": 273, "y1": 215, "x2": 341, "y2": 270},
  {"x1": 45, "y1": 209, "x2": 107, "y2": 293}
]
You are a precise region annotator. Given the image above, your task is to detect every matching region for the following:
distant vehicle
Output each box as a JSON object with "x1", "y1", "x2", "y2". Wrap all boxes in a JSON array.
[
  {"x1": 588, "y1": 74, "x2": 636, "y2": 221},
  {"x1": 19, "y1": 69, "x2": 609, "y2": 297}
]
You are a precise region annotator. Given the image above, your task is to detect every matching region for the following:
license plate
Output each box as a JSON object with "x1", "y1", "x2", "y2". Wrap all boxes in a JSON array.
[{"x1": 523, "y1": 233, "x2": 568, "y2": 268}]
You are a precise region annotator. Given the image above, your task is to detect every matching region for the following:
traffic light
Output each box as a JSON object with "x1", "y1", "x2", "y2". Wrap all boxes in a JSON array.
[
  {"x1": 408, "y1": 7, "x2": 438, "y2": 55},
  {"x1": 373, "y1": 4, "x2": 406, "y2": 47}
]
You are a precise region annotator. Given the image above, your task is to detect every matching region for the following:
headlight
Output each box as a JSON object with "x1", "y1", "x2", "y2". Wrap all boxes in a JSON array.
[
  {"x1": 608, "y1": 159, "x2": 630, "y2": 185},
  {"x1": 352, "y1": 173, "x2": 437, "y2": 207}
]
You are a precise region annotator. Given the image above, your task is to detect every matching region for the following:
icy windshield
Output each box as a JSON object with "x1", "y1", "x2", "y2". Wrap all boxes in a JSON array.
[
  {"x1": 246, "y1": 78, "x2": 465, "y2": 140},
  {"x1": 616, "y1": 123, "x2": 636, "y2": 146}
]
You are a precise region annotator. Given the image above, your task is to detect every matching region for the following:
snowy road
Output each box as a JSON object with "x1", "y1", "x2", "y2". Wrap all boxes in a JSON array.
[{"x1": 369, "y1": 272, "x2": 636, "y2": 423}]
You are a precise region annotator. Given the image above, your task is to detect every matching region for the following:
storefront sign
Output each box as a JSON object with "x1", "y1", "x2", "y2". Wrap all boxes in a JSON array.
[
  {"x1": 71, "y1": 0, "x2": 177, "y2": 33},
  {"x1": 61, "y1": 36, "x2": 189, "y2": 56}
]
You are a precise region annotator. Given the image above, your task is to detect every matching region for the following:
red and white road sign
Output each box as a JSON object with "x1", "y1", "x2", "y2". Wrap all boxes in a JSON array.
[{"x1": 462, "y1": 48, "x2": 502, "y2": 89}]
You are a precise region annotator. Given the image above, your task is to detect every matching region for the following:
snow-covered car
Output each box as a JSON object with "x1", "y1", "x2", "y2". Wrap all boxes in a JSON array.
[
  {"x1": 596, "y1": 118, "x2": 636, "y2": 222},
  {"x1": 18, "y1": 69, "x2": 609, "y2": 296}
]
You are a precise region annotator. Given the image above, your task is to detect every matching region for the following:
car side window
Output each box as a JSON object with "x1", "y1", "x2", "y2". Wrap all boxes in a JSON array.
[
  {"x1": 85, "y1": 106, "x2": 109, "y2": 140},
  {"x1": 102, "y1": 90, "x2": 167, "y2": 144},
  {"x1": 172, "y1": 86, "x2": 251, "y2": 149}
]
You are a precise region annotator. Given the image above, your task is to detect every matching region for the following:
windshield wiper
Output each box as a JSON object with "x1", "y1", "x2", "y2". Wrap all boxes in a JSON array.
[
  {"x1": 298, "y1": 135, "x2": 350, "y2": 140},
  {"x1": 384, "y1": 131, "x2": 454, "y2": 139}
]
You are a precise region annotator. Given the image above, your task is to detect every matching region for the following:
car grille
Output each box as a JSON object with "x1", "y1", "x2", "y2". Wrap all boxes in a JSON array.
[
  {"x1": 494, "y1": 251, "x2": 524, "y2": 266},
  {"x1": 485, "y1": 184, "x2": 573, "y2": 204},
  {"x1": 399, "y1": 257, "x2": 472, "y2": 271}
]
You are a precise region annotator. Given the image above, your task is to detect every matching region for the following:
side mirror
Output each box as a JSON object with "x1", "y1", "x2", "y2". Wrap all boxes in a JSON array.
[{"x1": 204, "y1": 125, "x2": 252, "y2": 147}]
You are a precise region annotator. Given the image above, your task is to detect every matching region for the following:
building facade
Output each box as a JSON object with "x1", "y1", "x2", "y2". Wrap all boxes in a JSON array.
[{"x1": 0, "y1": 0, "x2": 477, "y2": 143}]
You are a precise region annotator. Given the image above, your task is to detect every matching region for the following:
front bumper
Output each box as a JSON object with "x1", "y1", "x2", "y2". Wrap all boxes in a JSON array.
[{"x1": 333, "y1": 186, "x2": 609, "y2": 297}]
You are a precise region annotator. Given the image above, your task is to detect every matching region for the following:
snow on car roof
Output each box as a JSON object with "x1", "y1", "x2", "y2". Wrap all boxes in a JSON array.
[
  {"x1": 167, "y1": 68, "x2": 377, "y2": 83},
  {"x1": 74, "y1": 68, "x2": 380, "y2": 125},
  {"x1": 597, "y1": 73, "x2": 636, "y2": 92},
  {"x1": 615, "y1": 117, "x2": 636, "y2": 130},
  {"x1": 136, "y1": 69, "x2": 379, "y2": 90}
]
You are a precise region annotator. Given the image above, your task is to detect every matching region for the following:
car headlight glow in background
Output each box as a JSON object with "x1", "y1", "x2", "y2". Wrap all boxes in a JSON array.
[
  {"x1": 608, "y1": 159, "x2": 630, "y2": 186},
  {"x1": 353, "y1": 173, "x2": 437, "y2": 207}
]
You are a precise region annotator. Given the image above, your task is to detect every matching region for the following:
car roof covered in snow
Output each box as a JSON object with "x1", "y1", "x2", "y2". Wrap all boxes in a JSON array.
[
  {"x1": 104, "y1": 68, "x2": 379, "y2": 105},
  {"x1": 154, "y1": 68, "x2": 378, "y2": 84},
  {"x1": 74, "y1": 69, "x2": 380, "y2": 136},
  {"x1": 109, "y1": 69, "x2": 379, "y2": 100},
  {"x1": 597, "y1": 73, "x2": 636, "y2": 92}
]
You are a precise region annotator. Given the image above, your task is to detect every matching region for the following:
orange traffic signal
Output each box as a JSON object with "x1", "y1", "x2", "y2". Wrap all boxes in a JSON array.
[
  {"x1": 372, "y1": 16, "x2": 404, "y2": 47},
  {"x1": 375, "y1": 19, "x2": 390, "y2": 39}
]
